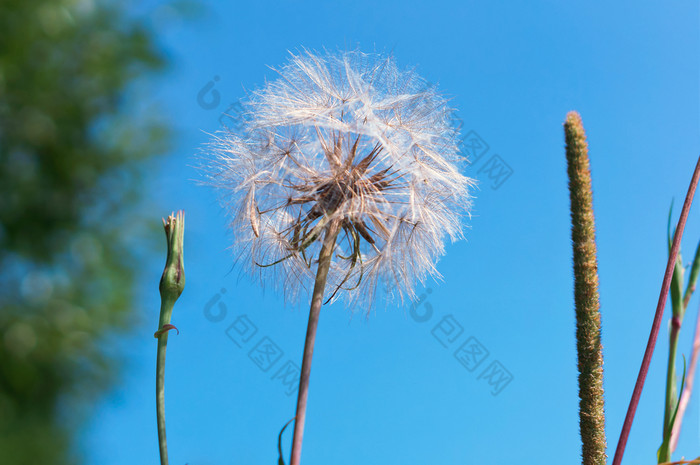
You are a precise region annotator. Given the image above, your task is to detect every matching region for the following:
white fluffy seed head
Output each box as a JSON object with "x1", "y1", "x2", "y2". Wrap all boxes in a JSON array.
[{"x1": 201, "y1": 50, "x2": 475, "y2": 309}]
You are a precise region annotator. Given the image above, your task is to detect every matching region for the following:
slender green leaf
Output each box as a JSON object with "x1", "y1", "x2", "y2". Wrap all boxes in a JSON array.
[
  {"x1": 668, "y1": 203, "x2": 685, "y2": 318},
  {"x1": 659, "y1": 356, "x2": 687, "y2": 462},
  {"x1": 277, "y1": 417, "x2": 295, "y2": 465},
  {"x1": 683, "y1": 239, "x2": 700, "y2": 306},
  {"x1": 668, "y1": 200, "x2": 675, "y2": 252}
]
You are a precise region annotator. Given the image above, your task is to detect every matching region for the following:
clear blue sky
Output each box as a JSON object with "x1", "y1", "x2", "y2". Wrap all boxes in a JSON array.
[{"x1": 81, "y1": 1, "x2": 699, "y2": 464}]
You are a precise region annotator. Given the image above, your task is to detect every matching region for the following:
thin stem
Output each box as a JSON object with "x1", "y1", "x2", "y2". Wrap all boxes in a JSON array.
[
  {"x1": 564, "y1": 111, "x2": 607, "y2": 465},
  {"x1": 154, "y1": 211, "x2": 185, "y2": 465},
  {"x1": 156, "y1": 312, "x2": 171, "y2": 465},
  {"x1": 660, "y1": 316, "x2": 682, "y2": 462},
  {"x1": 661, "y1": 252, "x2": 686, "y2": 461},
  {"x1": 612, "y1": 155, "x2": 700, "y2": 465},
  {"x1": 670, "y1": 240, "x2": 700, "y2": 451},
  {"x1": 289, "y1": 222, "x2": 339, "y2": 465},
  {"x1": 670, "y1": 301, "x2": 700, "y2": 452}
]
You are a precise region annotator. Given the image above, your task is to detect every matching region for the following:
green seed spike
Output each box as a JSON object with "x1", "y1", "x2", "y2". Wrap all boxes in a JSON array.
[{"x1": 564, "y1": 112, "x2": 607, "y2": 465}]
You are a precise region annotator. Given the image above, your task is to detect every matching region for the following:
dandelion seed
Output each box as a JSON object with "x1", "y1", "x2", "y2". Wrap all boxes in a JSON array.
[
  {"x1": 203, "y1": 50, "x2": 474, "y2": 306},
  {"x1": 200, "y1": 49, "x2": 475, "y2": 465}
]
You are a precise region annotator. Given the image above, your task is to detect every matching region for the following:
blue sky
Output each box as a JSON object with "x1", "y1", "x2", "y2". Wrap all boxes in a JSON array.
[{"x1": 81, "y1": 1, "x2": 699, "y2": 464}]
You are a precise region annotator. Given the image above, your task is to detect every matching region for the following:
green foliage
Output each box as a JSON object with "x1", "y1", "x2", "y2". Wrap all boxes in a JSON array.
[
  {"x1": 659, "y1": 203, "x2": 700, "y2": 463},
  {"x1": 0, "y1": 0, "x2": 169, "y2": 463},
  {"x1": 659, "y1": 356, "x2": 686, "y2": 462}
]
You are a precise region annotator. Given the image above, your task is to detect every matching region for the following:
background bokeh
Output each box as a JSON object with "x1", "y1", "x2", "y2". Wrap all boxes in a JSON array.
[
  {"x1": 0, "y1": 0, "x2": 169, "y2": 463},
  {"x1": 1, "y1": 1, "x2": 699, "y2": 464}
]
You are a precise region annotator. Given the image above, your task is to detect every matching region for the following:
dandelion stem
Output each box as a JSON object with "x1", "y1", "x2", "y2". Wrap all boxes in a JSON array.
[
  {"x1": 289, "y1": 221, "x2": 339, "y2": 465},
  {"x1": 564, "y1": 111, "x2": 607, "y2": 465},
  {"x1": 612, "y1": 155, "x2": 700, "y2": 465}
]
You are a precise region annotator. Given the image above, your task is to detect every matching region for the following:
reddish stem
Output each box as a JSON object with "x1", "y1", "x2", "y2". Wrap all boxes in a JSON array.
[{"x1": 612, "y1": 155, "x2": 700, "y2": 465}]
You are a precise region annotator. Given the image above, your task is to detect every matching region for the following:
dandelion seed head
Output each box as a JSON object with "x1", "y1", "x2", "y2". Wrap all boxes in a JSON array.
[{"x1": 202, "y1": 50, "x2": 475, "y2": 309}]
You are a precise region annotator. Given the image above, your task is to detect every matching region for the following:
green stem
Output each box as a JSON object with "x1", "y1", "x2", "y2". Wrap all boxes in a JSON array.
[
  {"x1": 660, "y1": 316, "x2": 681, "y2": 462},
  {"x1": 154, "y1": 211, "x2": 185, "y2": 465},
  {"x1": 156, "y1": 305, "x2": 172, "y2": 465},
  {"x1": 613, "y1": 155, "x2": 700, "y2": 465},
  {"x1": 660, "y1": 250, "x2": 685, "y2": 461},
  {"x1": 671, "y1": 304, "x2": 700, "y2": 453},
  {"x1": 289, "y1": 222, "x2": 339, "y2": 465}
]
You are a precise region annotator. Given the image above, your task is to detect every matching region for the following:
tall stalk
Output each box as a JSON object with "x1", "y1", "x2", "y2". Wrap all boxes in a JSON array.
[
  {"x1": 564, "y1": 111, "x2": 607, "y2": 465},
  {"x1": 289, "y1": 221, "x2": 340, "y2": 465},
  {"x1": 155, "y1": 315, "x2": 172, "y2": 465},
  {"x1": 154, "y1": 211, "x2": 185, "y2": 465}
]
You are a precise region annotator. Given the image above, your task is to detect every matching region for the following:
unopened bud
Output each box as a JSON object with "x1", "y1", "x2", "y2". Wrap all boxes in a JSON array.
[{"x1": 159, "y1": 211, "x2": 185, "y2": 306}]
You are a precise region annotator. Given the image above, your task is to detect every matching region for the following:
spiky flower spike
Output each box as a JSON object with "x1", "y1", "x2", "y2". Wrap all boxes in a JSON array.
[
  {"x1": 203, "y1": 50, "x2": 474, "y2": 465},
  {"x1": 564, "y1": 111, "x2": 607, "y2": 465}
]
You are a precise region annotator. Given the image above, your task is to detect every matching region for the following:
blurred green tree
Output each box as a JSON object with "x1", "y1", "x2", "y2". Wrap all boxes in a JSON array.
[{"x1": 0, "y1": 0, "x2": 170, "y2": 463}]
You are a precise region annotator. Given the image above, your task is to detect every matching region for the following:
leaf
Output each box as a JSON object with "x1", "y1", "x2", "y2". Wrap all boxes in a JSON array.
[
  {"x1": 277, "y1": 417, "x2": 295, "y2": 465},
  {"x1": 683, "y1": 238, "x2": 700, "y2": 306},
  {"x1": 658, "y1": 355, "x2": 687, "y2": 462},
  {"x1": 668, "y1": 356, "x2": 687, "y2": 441},
  {"x1": 667, "y1": 201, "x2": 685, "y2": 318},
  {"x1": 668, "y1": 199, "x2": 675, "y2": 253}
]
